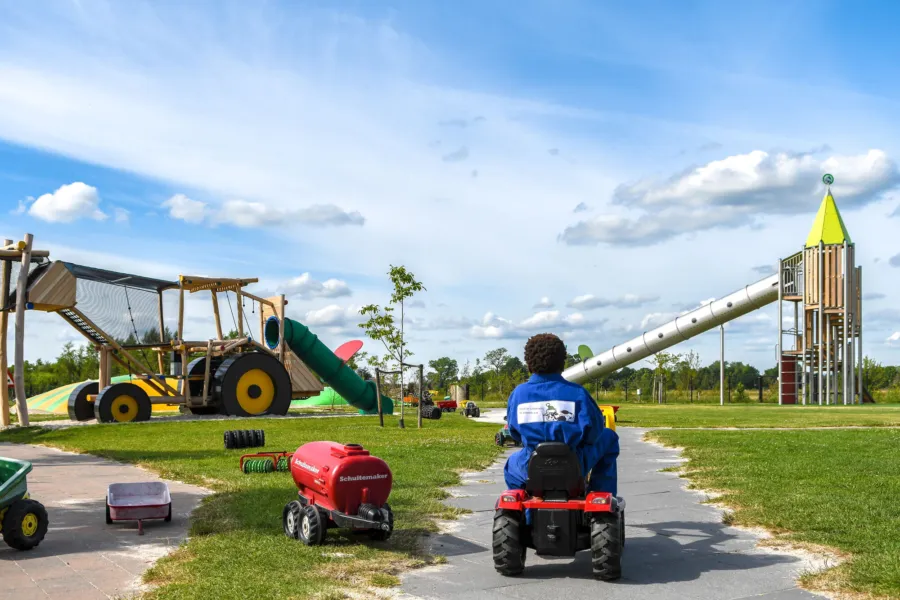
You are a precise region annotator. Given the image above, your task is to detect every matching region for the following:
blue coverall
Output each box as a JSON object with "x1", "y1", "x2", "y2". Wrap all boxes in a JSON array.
[{"x1": 503, "y1": 373, "x2": 619, "y2": 495}]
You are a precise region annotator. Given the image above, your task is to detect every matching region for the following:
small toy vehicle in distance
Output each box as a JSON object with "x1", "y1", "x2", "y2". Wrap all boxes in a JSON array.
[{"x1": 463, "y1": 401, "x2": 481, "y2": 418}]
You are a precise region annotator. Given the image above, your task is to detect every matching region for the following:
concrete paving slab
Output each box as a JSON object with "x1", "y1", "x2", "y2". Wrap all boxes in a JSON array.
[
  {"x1": 399, "y1": 427, "x2": 827, "y2": 600},
  {"x1": 0, "y1": 442, "x2": 210, "y2": 599}
]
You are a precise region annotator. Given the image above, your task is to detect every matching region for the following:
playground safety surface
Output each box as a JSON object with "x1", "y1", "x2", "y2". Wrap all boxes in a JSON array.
[
  {"x1": 400, "y1": 418, "x2": 829, "y2": 600},
  {"x1": 0, "y1": 442, "x2": 209, "y2": 600}
]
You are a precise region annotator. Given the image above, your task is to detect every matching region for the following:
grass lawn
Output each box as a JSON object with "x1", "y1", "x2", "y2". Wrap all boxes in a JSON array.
[
  {"x1": 649, "y1": 428, "x2": 900, "y2": 598},
  {"x1": 0, "y1": 413, "x2": 501, "y2": 599},
  {"x1": 615, "y1": 403, "x2": 900, "y2": 428}
]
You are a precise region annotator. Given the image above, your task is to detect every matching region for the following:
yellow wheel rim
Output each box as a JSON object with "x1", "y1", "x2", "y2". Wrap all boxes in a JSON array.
[
  {"x1": 111, "y1": 395, "x2": 139, "y2": 422},
  {"x1": 236, "y1": 369, "x2": 275, "y2": 414},
  {"x1": 22, "y1": 513, "x2": 38, "y2": 537}
]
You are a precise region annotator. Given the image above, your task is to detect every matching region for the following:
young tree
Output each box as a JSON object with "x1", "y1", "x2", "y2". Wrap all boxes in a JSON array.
[
  {"x1": 650, "y1": 351, "x2": 681, "y2": 404},
  {"x1": 359, "y1": 265, "x2": 425, "y2": 424},
  {"x1": 428, "y1": 357, "x2": 459, "y2": 391}
]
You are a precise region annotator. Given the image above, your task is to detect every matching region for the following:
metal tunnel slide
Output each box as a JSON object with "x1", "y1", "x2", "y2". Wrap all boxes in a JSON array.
[
  {"x1": 265, "y1": 317, "x2": 394, "y2": 415},
  {"x1": 562, "y1": 274, "x2": 780, "y2": 384}
]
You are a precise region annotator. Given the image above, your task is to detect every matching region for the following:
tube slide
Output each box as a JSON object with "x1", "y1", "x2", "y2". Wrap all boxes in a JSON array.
[
  {"x1": 563, "y1": 274, "x2": 780, "y2": 384},
  {"x1": 265, "y1": 317, "x2": 394, "y2": 415}
]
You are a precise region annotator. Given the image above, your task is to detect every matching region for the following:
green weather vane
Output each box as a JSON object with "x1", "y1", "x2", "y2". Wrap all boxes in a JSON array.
[{"x1": 823, "y1": 173, "x2": 834, "y2": 186}]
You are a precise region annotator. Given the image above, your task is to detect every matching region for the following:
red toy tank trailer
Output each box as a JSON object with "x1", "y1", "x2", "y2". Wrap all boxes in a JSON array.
[
  {"x1": 493, "y1": 442, "x2": 625, "y2": 580},
  {"x1": 283, "y1": 442, "x2": 394, "y2": 545}
]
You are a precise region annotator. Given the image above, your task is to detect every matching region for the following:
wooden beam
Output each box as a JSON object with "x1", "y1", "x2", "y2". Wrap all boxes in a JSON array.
[
  {"x1": 236, "y1": 291, "x2": 244, "y2": 338},
  {"x1": 211, "y1": 292, "x2": 224, "y2": 339},
  {"x1": 13, "y1": 234, "x2": 33, "y2": 426},
  {"x1": 177, "y1": 279, "x2": 185, "y2": 341},
  {"x1": 0, "y1": 238, "x2": 11, "y2": 427},
  {"x1": 240, "y1": 290, "x2": 275, "y2": 307},
  {"x1": 201, "y1": 340, "x2": 212, "y2": 405},
  {"x1": 0, "y1": 249, "x2": 50, "y2": 259}
]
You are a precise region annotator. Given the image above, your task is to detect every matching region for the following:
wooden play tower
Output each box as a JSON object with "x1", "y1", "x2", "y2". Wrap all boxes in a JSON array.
[{"x1": 776, "y1": 174, "x2": 865, "y2": 405}]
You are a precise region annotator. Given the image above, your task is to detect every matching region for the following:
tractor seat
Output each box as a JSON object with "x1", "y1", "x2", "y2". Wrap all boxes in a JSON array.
[{"x1": 525, "y1": 442, "x2": 584, "y2": 501}]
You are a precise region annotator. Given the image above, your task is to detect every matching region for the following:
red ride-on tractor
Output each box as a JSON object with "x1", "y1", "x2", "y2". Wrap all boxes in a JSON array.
[{"x1": 493, "y1": 442, "x2": 625, "y2": 580}]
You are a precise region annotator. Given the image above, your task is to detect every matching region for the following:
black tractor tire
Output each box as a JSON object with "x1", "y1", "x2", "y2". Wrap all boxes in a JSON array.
[
  {"x1": 2, "y1": 499, "x2": 49, "y2": 551},
  {"x1": 619, "y1": 509, "x2": 625, "y2": 549},
  {"x1": 298, "y1": 505, "x2": 325, "y2": 545},
  {"x1": 492, "y1": 509, "x2": 526, "y2": 576},
  {"x1": 495, "y1": 432, "x2": 503, "y2": 446},
  {"x1": 181, "y1": 356, "x2": 226, "y2": 401},
  {"x1": 591, "y1": 513, "x2": 623, "y2": 581},
  {"x1": 94, "y1": 383, "x2": 152, "y2": 424},
  {"x1": 67, "y1": 381, "x2": 98, "y2": 421},
  {"x1": 224, "y1": 431, "x2": 235, "y2": 449},
  {"x1": 214, "y1": 353, "x2": 292, "y2": 417},
  {"x1": 474, "y1": 407, "x2": 481, "y2": 417},
  {"x1": 369, "y1": 503, "x2": 393, "y2": 541},
  {"x1": 283, "y1": 500, "x2": 303, "y2": 539}
]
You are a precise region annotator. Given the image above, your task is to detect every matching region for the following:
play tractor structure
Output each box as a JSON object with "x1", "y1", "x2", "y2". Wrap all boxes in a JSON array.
[
  {"x1": 493, "y1": 442, "x2": 625, "y2": 580},
  {"x1": 283, "y1": 442, "x2": 394, "y2": 545},
  {"x1": 0, "y1": 236, "x2": 394, "y2": 424},
  {"x1": 0, "y1": 457, "x2": 49, "y2": 551}
]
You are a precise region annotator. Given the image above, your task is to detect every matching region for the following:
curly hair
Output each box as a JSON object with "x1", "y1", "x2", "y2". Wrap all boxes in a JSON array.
[{"x1": 524, "y1": 333, "x2": 567, "y2": 374}]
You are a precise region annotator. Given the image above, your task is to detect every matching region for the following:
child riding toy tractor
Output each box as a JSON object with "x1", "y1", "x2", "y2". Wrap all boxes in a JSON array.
[{"x1": 493, "y1": 442, "x2": 625, "y2": 580}]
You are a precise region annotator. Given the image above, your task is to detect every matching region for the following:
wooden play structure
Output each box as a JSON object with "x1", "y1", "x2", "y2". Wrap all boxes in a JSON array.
[
  {"x1": 776, "y1": 175, "x2": 866, "y2": 405},
  {"x1": 1, "y1": 235, "x2": 323, "y2": 426}
]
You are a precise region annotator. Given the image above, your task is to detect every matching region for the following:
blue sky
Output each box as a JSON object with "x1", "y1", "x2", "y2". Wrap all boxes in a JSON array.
[{"x1": 2, "y1": 0, "x2": 899, "y2": 370}]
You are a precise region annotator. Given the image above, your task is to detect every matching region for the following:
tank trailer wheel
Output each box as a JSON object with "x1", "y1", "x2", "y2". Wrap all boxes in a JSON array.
[
  {"x1": 214, "y1": 353, "x2": 292, "y2": 417},
  {"x1": 298, "y1": 505, "x2": 325, "y2": 546},
  {"x1": 369, "y1": 503, "x2": 394, "y2": 541},
  {"x1": 67, "y1": 381, "x2": 99, "y2": 422},
  {"x1": 283, "y1": 500, "x2": 303, "y2": 540},
  {"x1": 590, "y1": 513, "x2": 623, "y2": 581},
  {"x1": 492, "y1": 509, "x2": 526, "y2": 576},
  {"x1": 2, "y1": 499, "x2": 49, "y2": 551},
  {"x1": 94, "y1": 383, "x2": 152, "y2": 424}
]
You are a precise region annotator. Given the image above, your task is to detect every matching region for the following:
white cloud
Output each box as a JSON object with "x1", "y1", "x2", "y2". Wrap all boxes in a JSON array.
[
  {"x1": 303, "y1": 304, "x2": 363, "y2": 328},
  {"x1": 114, "y1": 207, "x2": 130, "y2": 223},
  {"x1": 28, "y1": 182, "x2": 106, "y2": 222},
  {"x1": 533, "y1": 297, "x2": 554, "y2": 309},
  {"x1": 568, "y1": 293, "x2": 659, "y2": 310},
  {"x1": 163, "y1": 194, "x2": 208, "y2": 223},
  {"x1": 560, "y1": 149, "x2": 900, "y2": 246},
  {"x1": 215, "y1": 200, "x2": 364, "y2": 228},
  {"x1": 470, "y1": 310, "x2": 601, "y2": 339},
  {"x1": 280, "y1": 273, "x2": 352, "y2": 299},
  {"x1": 887, "y1": 332, "x2": 900, "y2": 347}
]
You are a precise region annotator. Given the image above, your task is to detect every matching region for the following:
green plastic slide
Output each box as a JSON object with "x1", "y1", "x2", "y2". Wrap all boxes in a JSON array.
[{"x1": 265, "y1": 317, "x2": 394, "y2": 415}]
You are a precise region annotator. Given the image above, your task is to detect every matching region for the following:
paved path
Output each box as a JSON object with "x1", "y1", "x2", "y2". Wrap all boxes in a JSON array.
[
  {"x1": 400, "y1": 426, "x2": 827, "y2": 600},
  {"x1": 0, "y1": 443, "x2": 209, "y2": 600}
]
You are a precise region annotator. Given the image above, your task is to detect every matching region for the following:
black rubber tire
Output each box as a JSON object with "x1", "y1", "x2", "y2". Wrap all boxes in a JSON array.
[
  {"x1": 431, "y1": 406, "x2": 442, "y2": 420},
  {"x1": 283, "y1": 500, "x2": 303, "y2": 539},
  {"x1": 181, "y1": 356, "x2": 225, "y2": 400},
  {"x1": 239, "y1": 430, "x2": 249, "y2": 448},
  {"x1": 106, "y1": 502, "x2": 113, "y2": 525},
  {"x1": 298, "y1": 505, "x2": 325, "y2": 545},
  {"x1": 619, "y1": 509, "x2": 625, "y2": 549},
  {"x1": 223, "y1": 431, "x2": 234, "y2": 449},
  {"x1": 214, "y1": 353, "x2": 292, "y2": 417},
  {"x1": 2, "y1": 499, "x2": 49, "y2": 551},
  {"x1": 474, "y1": 408, "x2": 481, "y2": 417},
  {"x1": 591, "y1": 513, "x2": 623, "y2": 581},
  {"x1": 67, "y1": 381, "x2": 98, "y2": 421},
  {"x1": 492, "y1": 509, "x2": 526, "y2": 576},
  {"x1": 165, "y1": 503, "x2": 172, "y2": 522},
  {"x1": 94, "y1": 383, "x2": 152, "y2": 423},
  {"x1": 495, "y1": 432, "x2": 503, "y2": 446},
  {"x1": 258, "y1": 430, "x2": 265, "y2": 446},
  {"x1": 369, "y1": 503, "x2": 394, "y2": 541}
]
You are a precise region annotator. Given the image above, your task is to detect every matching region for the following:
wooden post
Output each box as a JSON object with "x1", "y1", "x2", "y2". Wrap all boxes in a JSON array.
[
  {"x1": 0, "y1": 238, "x2": 11, "y2": 427},
  {"x1": 211, "y1": 292, "x2": 224, "y2": 340},
  {"x1": 177, "y1": 279, "x2": 185, "y2": 342},
  {"x1": 417, "y1": 364, "x2": 423, "y2": 429},
  {"x1": 375, "y1": 368, "x2": 384, "y2": 427},
  {"x1": 98, "y1": 346, "x2": 108, "y2": 391},
  {"x1": 201, "y1": 340, "x2": 212, "y2": 404},
  {"x1": 236, "y1": 290, "x2": 244, "y2": 338},
  {"x1": 14, "y1": 234, "x2": 33, "y2": 426}
]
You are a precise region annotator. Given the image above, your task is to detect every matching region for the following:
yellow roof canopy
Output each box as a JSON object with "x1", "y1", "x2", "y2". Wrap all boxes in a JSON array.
[{"x1": 805, "y1": 190, "x2": 852, "y2": 248}]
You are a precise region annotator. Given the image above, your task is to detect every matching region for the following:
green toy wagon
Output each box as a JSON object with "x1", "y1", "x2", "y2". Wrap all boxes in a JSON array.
[{"x1": 0, "y1": 457, "x2": 49, "y2": 550}]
